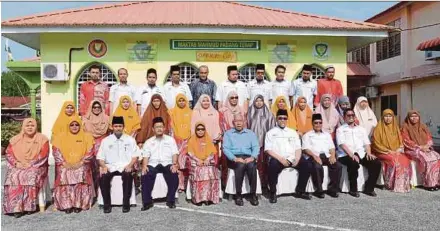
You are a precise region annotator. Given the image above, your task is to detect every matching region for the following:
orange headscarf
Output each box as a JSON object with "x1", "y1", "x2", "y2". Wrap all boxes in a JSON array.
[
  {"x1": 9, "y1": 118, "x2": 48, "y2": 165},
  {"x1": 292, "y1": 96, "x2": 313, "y2": 134},
  {"x1": 168, "y1": 93, "x2": 192, "y2": 140},
  {"x1": 52, "y1": 101, "x2": 79, "y2": 139},
  {"x1": 372, "y1": 109, "x2": 403, "y2": 154},
  {"x1": 401, "y1": 110, "x2": 429, "y2": 146},
  {"x1": 137, "y1": 94, "x2": 170, "y2": 143},
  {"x1": 82, "y1": 100, "x2": 109, "y2": 138},
  {"x1": 187, "y1": 122, "x2": 217, "y2": 161},
  {"x1": 111, "y1": 95, "x2": 141, "y2": 135},
  {"x1": 271, "y1": 96, "x2": 296, "y2": 129},
  {"x1": 52, "y1": 116, "x2": 94, "y2": 165}
]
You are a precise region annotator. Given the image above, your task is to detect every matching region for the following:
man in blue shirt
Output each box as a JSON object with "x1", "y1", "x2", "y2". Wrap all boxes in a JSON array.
[{"x1": 223, "y1": 114, "x2": 260, "y2": 206}]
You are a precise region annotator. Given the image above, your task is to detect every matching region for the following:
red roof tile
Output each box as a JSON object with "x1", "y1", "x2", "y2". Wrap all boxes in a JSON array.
[
  {"x1": 1, "y1": 1, "x2": 391, "y2": 31},
  {"x1": 417, "y1": 37, "x2": 440, "y2": 51},
  {"x1": 1, "y1": 96, "x2": 30, "y2": 108},
  {"x1": 347, "y1": 62, "x2": 373, "y2": 77}
]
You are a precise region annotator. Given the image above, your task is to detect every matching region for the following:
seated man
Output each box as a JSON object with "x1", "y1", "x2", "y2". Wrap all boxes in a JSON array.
[
  {"x1": 140, "y1": 117, "x2": 179, "y2": 210},
  {"x1": 97, "y1": 116, "x2": 140, "y2": 214},
  {"x1": 337, "y1": 108, "x2": 381, "y2": 197},
  {"x1": 223, "y1": 114, "x2": 260, "y2": 206},
  {"x1": 302, "y1": 113, "x2": 342, "y2": 198},
  {"x1": 265, "y1": 109, "x2": 312, "y2": 202}
]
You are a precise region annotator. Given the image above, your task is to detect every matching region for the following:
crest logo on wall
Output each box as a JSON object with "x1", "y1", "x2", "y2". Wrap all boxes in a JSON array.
[
  {"x1": 313, "y1": 42, "x2": 330, "y2": 61},
  {"x1": 88, "y1": 39, "x2": 108, "y2": 58}
]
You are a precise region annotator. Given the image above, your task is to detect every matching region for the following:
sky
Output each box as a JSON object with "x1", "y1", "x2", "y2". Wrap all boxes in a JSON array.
[{"x1": 1, "y1": 1, "x2": 398, "y2": 71}]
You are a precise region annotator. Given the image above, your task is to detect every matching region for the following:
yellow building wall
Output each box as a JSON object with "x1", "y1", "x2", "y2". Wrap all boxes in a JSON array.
[{"x1": 40, "y1": 33, "x2": 347, "y2": 139}]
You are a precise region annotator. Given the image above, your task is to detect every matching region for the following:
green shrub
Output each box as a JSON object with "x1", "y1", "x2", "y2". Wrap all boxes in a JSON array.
[{"x1": 1, "y1": 121, "x2": 22, "y2": 148}]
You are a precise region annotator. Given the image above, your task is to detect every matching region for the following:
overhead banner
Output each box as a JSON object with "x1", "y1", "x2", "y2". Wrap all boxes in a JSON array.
[
  {"x1": 170, "y1": 39, "x2": 260, "y2": 50},
  {"x1": 196, "y1": 51, "x2": 237, "y2": 62}
]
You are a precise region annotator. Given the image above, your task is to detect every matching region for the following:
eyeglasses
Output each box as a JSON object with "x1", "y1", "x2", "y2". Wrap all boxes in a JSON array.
[
  {"x1": 196, "y1": 128, "x2": 205, "y2": 131},
  {"x1": 92, "y1": 106, "x2": 101, "y2": 109},
  {"x1": 278, "y1": 117, "x2": 288, "y2": 121},
  {"x1": 230, "y1": 96, "x2": 239, "y2": 100},
  {"x1": 70, "y1": 123, "x2": 80, "y2": 127},
  {"x1": 346, "y1": 114, "x2": 355, "y2": 117},
  {"x1": 313, "y1": 122, "x2": 322, "y2": 124}
]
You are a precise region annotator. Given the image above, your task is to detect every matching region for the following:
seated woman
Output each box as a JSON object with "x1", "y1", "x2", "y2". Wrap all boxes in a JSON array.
[
  {"x1": 111, "y1": 95, "x2": 141, "y2": 137},
  {"x1": 292, "y1": 96, "x2": 313, "y2": 137},
  {"x1": 136, "y1": 94, "x2": 170, "y2": 146},
  {"x1": 372, "y1": 109, "x2": 412, "y2": 193},
  {"x1": 52, "y1": 101, "x2": 79, "y2": 140},
  {"x1": 2, "y1": 118, "x2": 49, "y2": 218},
  {"x1": 354, "y1": 96, "x2": 377, "y2": 138},
  {"x1": 402, "y1": 110, "x2": 440, "y2": 191},
  {"x1": 336, "y1": 96, "x2": 351, "y2": 126},
  {"x1": 315, "y1": 94, "x2": 340, "y2": 139},
  {"x1": 184, "y1": 122, "x2": 220, "y2": 206},
  {"x1": 247, "y1": 95, "x2": 276, "y2": 191},
  {"x1": 169, "y1": 94, "x2": 192, "y2": 192},
  {"x1": 271, "y1": 96, "x2": 296, "y2": 129},
  {"x1": 219, "y1": 90, "x2": 247, "y2": 131},
  {"x1": 52, "y1": 117, "x2": 95, "y2": 213}
]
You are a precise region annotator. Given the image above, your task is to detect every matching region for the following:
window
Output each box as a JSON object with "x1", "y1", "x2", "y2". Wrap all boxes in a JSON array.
[
  {"x1": 376, "y1": 19, "x2": 401, "y2": 62},
  {"x1": 296, "y1": 65, "x2": 326, "y2": 80},
  {"x1": 238, "y1": 64, "x2": 269, "y2": 84},
  {"x1": 381, "y1": 95, "x2": 398, "y2": 115},
  {"x1": 76, "y1": 63, "x2": 117, "y2": 111},
  {"x1": 352, "y1": 45, "x2": 370, "y2": 65},
  {"x1": 165, "y1": 63, "x2": 198, "y2": 84}
]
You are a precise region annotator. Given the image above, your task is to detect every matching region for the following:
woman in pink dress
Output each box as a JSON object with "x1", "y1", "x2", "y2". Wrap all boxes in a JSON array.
[
  {"x1": 402, "y1": 110, "x2": 440, "y2": 191},
  {"x1": 2, "y1": 118, "x2": 49, "y2": 218},
  {"x1": 315, "y1": 94, "x2": 340, "y2": 140},
  {"x1": 52, "y1": 116, "x2": 95, "y2": 213}
]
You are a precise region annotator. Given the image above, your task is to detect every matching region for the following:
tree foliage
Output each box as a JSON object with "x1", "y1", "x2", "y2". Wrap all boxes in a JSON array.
[{"x1": 1, "y1": 71, "x2": 30, "y2": 96}]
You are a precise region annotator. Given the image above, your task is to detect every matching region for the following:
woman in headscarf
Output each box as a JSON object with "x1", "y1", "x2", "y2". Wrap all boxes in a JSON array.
[
  {"x1": 292, "y1": 96, "x2": 313, "y2": 137},
  {"x1": 3, "y1": 118, "x2": 49, "y2": 218},
  {"x1": 111, "y1": 95, "x2": 141, "y2": 137},
  {"x1": 52, "y1": 101, "x2": 79, "y2": 140},
  {"x1": 247, "y1": 95, "x2": 276, "y2": 190},
  {"x1": 336, "y1": 96, "x2": 351, "y2": 126},
  {"x1": 354, "y1": 96, "x2": 378, "y2": 137},
  {"x1": 184, "y1": 122, "x2": 220, "y2": 205},
  {"x1": 52, "y1": 116, "x2": 95, "y2": 213},
  {"x1": 169, "y1": 94, "x2": 192, "y2": 192},
  {"x1": 401, "y1": 110, "x2": 440, "y2": 191},
  {"x1": 315, "y1": 94, "x2": 340, "y2": 139},
  {"x1": 271, "y1": 96, "x2": 296, "y2": 129},
  {"x1": 136, "y1": 94, "x2": 170, "y2": 145},
  {"x1": 219, "y1": 90, "x2": 247, "y2": 131},
  {"x1": 372, "y1": 109, "x2": 412, "y2": 193}
]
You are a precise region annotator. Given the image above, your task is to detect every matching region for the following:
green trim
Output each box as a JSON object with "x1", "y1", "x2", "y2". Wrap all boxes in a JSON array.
[
  {"x1": 237, "y1": 63, "x2": 271, "y2": 81},
  {"x1": 292, "y1": 63, "x2": 325, "y2": 80},
  {"x1": 6, "y1": 60, "x2": 40, "y2": 71}
]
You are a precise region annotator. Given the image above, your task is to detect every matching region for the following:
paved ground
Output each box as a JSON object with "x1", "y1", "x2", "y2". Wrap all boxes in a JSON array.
[{"x1": 2, "y1": 162, "x2": 440, "y2": 231}]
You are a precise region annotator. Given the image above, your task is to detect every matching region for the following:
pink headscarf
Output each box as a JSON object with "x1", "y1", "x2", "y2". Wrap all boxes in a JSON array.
[
  {"x1": 191, "y1": 94, "x2": 222, "y2": 139},
  {"x1": 315, "y1": 94, "x2": 340, "y2": 134},
  {"x1": 218, "y1": 90, "x2": 247, "y2": 130}
]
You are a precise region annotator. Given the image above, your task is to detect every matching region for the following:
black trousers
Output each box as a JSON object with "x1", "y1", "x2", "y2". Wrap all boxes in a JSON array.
[
  {"x1": 141, "y1": 164, "x2": 178, "y2": 204},
  {"x1": 267, "y1": 157, "x2": 312, "y2": 194},
  {"x1": 308, "y1": 155, "x2": 342, "y2": 193},
  {"x1": 227, "y1": 155, "x2": 257, "y2": 195},
  {"x1": 99, "y1": 171, "x2": 133, "y2": 207},
  {"x1": 338, "y1": 154, "x2": 382, "y2": 193}
]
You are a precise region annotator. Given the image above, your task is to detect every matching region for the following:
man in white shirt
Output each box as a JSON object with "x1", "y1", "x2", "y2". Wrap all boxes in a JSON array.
[
  {"x1": 136, "y1": 68, "x2": 164, "y2": 117},
  {"x1": 216, "y1": 65, "x2": 249, "y2": 110},
  {"x1": 302, "y1": 113, "x2": 342, "y2": 199},
  {"x1": 140, "y1": 117, "x2": 179, "y2": 210},
  {"x1": 337, "y1": 108, "x2": 381, "y2": 197},
  {"x1": 109, "y1": 68, "x2": 137, "y2": 114},
  {"x1": 290, "y1": 64, "x2": 317, "y2": 109},
  {"x1": 271, "y1": 65, "x2": 293, "y2": 109},
  {"x1": 247, "y1": 64, "x2": 272, "y2": 107},
  {"x1": 265, "y1": 109, "x2": 312, "y2": 202},
  {"x1": 97, "y1": 116, "x2": 140, "y2": 214},
  {"x1": 163, "y1": 65, "x2": 193, "y2": 109}
]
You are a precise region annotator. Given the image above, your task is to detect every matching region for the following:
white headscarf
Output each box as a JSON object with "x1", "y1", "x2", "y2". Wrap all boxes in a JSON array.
[{"x1": 354, "y1": 96, "x2": 377, "y2": 136}]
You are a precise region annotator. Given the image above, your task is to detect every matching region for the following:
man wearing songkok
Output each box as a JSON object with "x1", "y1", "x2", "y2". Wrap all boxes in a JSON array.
[
  {"x1": 136, "y1": 68, "x2": 164, "y2": 117},
  {"x1": 163, "y1": 65, "x2": 193, "y2": 109},
  {"x1": 216, "y1": 65, "x2": 249, "y2": 110},
  {"x1": 247, "y1": 64, "x2": 272, "y2": 107}
]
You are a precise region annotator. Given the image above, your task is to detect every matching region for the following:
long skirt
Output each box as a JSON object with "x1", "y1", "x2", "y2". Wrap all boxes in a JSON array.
[
  {"x1": 405, "y1": 149, "x2": 440, "y2": 187},
  {"x1": 189, "y1": 165, "x2": 220, "y2": 204},
  {"x1": 53, "y1": 184, "x2": 93, "y2": 210},
  {"x1": 256, "y1": 147, "x2": 268, "y2": 189},
  {"x1": 377, "y1": 153, "x2": 412, "y2": 193},
  {"x1": 176, "y1": 138, "x2": 189, "y2": 191},
  {"x1": 3, "y1": 185, "x2": 40, "y2": 214}
]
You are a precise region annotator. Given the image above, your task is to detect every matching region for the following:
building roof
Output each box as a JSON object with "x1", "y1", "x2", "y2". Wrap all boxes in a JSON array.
[
  {"x1": 1, "y1": 96, "x2": 42, "y2": 109},
  {"x1": 2, "y1": 1, "x2": 391, "y2": 31},
  {"x1": 347, "y1": 62, "x2": 373, "y2": 77},
  {"x1": 365, "y1": 2, "x2": 409, "y2": 22},
  {"x1": 417, "y1": 37, "x2": 440, "y2": 51}
]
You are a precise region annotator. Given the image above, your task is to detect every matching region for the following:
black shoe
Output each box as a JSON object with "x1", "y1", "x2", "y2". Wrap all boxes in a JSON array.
[
  {"x1": 103, "y1": 206, "x2": 112, "y2": 214},
  {"x1": 296, "y1": 192, "x2": 312, "y2": 200},
  {"x1": 13, "y1": 213, "x2": 23, "y2": 218},
  {"x1": 166, "y1": 202, "x2": 176, "y2": 209},
  {"x1": 349, "y1": 191, "x2": 360, "y2": 198},
  {"x1": 194, "y1": 202, "x2": 203, "y2": 206},
  {"x1": 65, "y1": 208, "x2": 73, "y2": 214},
  {"x1": 235, "y1": 195, "x2": 244, "y2": 206},
  {"x1": 426, "y1": 187, "x2": 436, "y2": 191},
  {"x1": 363, "y1": 191, "x2": 377, "y2": 197},
  {"x1": 249, "y1": 195, "x2": 259, "y2": 206},
  {"x1": 141, "y1": 203, "x2": 154, "y2": 211},
  {"x1": 269, "y1": 193, "x2": 277, "y2": 204},
  {"x1": 328, "y1": 191, "x2": 339, "y2": 198},
  {"x1": 314, "y1": 192, "x2": 325, "y2": 199},
  {"x1": 122, "y1": 206, "x2": 130, "y2": 213},
  {"x1": 73, "y1": 208, "x2": 81, "y2": 213}
]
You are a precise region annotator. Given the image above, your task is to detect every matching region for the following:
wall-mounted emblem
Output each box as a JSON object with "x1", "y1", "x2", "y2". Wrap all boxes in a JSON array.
[{"x1": 88, "y1": 39, "x2": 107, "y2": 58}]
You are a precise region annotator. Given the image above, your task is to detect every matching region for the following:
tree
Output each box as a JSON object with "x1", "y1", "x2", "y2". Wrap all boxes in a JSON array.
[{"x1": 1, "y1": 71, "x2": 30, "y2": 96}]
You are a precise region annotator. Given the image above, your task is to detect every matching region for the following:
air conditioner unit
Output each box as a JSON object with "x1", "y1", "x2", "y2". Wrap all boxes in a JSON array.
[
  {"x1": 41, "y1": 63, "x2": 68, "y2": 82},
  {"x1": 425, "y1": 51, "x2": 440, "y2": 60},
  {"x1": 365, "y1": 86, "x2": 379, "y2": 98}
]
